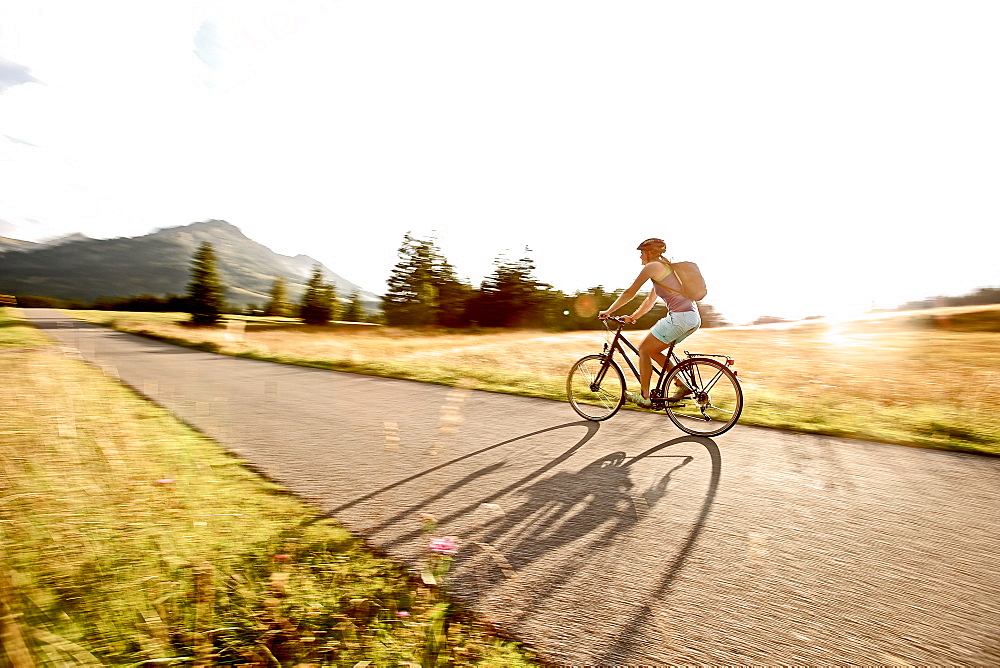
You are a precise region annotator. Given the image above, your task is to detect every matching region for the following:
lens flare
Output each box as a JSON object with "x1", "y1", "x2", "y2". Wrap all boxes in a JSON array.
[{"x1": 574, "y1": 294, "x2": 597, "y2": 319}]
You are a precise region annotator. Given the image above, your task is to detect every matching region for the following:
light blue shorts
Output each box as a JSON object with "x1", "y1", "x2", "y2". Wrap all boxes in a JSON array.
[{"x1": 650, "y1": 309, "x2": 701, "y2": 346}]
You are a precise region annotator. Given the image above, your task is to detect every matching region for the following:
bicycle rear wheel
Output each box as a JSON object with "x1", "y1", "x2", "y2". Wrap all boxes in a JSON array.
[
  {"x1": 663, "y1": 358, "x2": 743, "y2": 436},
  {"x1": 567, "y1": 354, "x2": 626, "y2": 421}
]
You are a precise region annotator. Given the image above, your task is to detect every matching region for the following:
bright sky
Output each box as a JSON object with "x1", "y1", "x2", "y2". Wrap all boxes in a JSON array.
[{"x1": 1, "y1": 1, "x2": 998, "y2": 324}]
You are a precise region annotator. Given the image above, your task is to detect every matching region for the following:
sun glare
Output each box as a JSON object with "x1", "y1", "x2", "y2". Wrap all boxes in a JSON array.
[{"x1": 817, "y1": 306, "x2": 880, "y2": 347}]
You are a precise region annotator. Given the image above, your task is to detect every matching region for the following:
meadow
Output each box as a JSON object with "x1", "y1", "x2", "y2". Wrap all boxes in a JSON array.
[
  {"x1": 69, "y1": 305, "x2": 1000, "y2": 456},
  {"x1": 0, "y1": 308, "x2": 537, "y2": 666}
]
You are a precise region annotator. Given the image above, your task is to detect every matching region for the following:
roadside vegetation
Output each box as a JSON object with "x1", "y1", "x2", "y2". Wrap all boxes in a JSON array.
[
  {"x1": 0, "y1": 308, "x2": 538, "y2": 666},
  {"x1": 66, "y1": 304, "x2": 1000, "y2": 456}
]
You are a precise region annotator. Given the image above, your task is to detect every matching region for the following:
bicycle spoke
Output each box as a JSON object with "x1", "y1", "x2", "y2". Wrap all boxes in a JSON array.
[
  {"x1": 567, "y1": 355, "x2": 626, "y2": 421},
  {"x1": 700, "y1": 369, "x2": 725, "y2": 394},
  {"x1": 663, "y1": 358, "x2": 743, "y2": 437}
]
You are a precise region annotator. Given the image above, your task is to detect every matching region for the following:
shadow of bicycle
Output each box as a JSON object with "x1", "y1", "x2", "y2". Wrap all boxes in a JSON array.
[
  {"x1": 317, "y1": 415, "x2": 721, "y2": 663},
  {"x1": 445, "y1": 434, "x2": 718, "y2": 613}
]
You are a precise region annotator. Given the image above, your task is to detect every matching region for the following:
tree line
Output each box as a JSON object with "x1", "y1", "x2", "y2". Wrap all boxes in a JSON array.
[
  {"x1": 381, "y1": 234, "x2": 729, "y2": 330},
  {"x1": 899, "y1": 288, "x2": 1000, "y2": 311},
  {"x1": 184, "y1": 242, "x2": 363, "y2": 326},
  {"x1": 106, "y1": 235, "x2": 729, "y2": 330},
  {"x1": 13, "y1": 236, "x2": 732, "y2": 330}
]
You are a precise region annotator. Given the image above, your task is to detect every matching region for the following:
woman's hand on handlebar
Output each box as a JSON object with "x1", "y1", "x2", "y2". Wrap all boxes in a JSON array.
[{"x1": 599, "y1": 312, "x2": 636, "y2": 325}]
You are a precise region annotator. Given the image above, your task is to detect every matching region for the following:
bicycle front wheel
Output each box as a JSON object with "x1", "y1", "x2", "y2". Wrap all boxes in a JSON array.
[
  {"x1": 567, "y1": 354, "x2": 626, "y2": 421},
  {"x1": 663, "y1": 358, "x2": 743, "y2": 437}
]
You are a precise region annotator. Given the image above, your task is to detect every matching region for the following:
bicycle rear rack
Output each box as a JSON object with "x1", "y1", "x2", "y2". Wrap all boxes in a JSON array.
[
  {"x1": 684, "y1": 351, "x2": 734, "y2": 363},
  {"x1": 683, "y1": 351, "x2": 737, "y2": 374}
]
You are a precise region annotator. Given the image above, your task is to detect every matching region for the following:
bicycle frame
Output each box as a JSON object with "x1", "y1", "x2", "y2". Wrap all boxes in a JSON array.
[
  {"x1": 567, "y1": 316, "x2": 743, "y2": 433},
  {"x1": 598, "y1": 318, "x2": 737, "y2": 409},
  {"x1": 600, "y1": 326, "x2": 671, "y2": 391}
]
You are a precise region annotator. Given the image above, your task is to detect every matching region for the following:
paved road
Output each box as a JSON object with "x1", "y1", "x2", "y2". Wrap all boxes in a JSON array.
[{"x1": 22, "y1": 309, "x2": 1000, "y2": 665}]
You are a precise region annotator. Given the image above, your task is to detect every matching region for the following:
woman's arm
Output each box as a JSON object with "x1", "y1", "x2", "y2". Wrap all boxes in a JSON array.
[
  {"x1": 599, "y1": 263, "x2": 661, "y2": 318},
  {"x1": 622, "y1": 289, "x2": 658, "y2": 323}
]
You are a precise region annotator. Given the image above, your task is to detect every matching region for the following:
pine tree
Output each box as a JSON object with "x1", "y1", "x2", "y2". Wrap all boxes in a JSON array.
[
  {"x1": 382, "y1": 234, "x2": 435, "y2": 326},
  {"x1": 264, "y1": 276, "x2": 290, "y2": 317},
  {"x1": 299, "y1": 265, "x2": 336, "y2": 325},
  {"x1": 342, "y1": 291, "x2": 365, "y2": 322},
  {"x1": 470, "y1": 248, "x2": 553, "y2": 327},
  {"x1": 382, "y1": 233, "x2": 470, "y2": 326},
  {"x1": 185, "y1": 242, "x2": 226, "y2": 325},
  {"x1": 434, "y1": 257, "x2": 473, "y2": 328},
  {"x1": 322, "y1": 282, "x2": 340, "y2": 322}
]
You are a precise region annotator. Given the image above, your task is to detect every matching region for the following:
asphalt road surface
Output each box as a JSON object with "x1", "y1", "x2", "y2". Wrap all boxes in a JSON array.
[{"x1": 21, "y1": 309, "x2": 1000, "y2": 665}]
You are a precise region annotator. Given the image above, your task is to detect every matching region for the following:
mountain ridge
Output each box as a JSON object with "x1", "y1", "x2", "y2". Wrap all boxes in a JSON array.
[
  {"x1": 0, "y1": 220, "x2": 378, "y2": 307},
  {"x1": 0, "y1": 232, "x2": 91, "y2": 253}
]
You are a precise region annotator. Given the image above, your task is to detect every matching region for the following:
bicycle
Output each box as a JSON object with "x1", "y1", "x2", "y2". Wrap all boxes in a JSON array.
[{"x1": 566, "y1": 316, "x2": 744, "y2": 437}]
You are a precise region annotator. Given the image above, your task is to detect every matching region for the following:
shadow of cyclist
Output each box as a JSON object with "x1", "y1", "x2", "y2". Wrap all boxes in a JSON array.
[
  {"x1": 325, "y1": 420, "x2": 602, "y2": 552},
  {"x1": 478, "y1": 452, "x2": 644, "y2": 572},
  {"x1": 588, "y1": 434, "x2": 722, "y2": 665},
  {"x1": 452, "y1": 435, "x2": 716, "y2": 620}
]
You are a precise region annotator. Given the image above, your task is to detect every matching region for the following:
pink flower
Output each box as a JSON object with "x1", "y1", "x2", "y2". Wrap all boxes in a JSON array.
[
  {"x1": 156, "y1": 479, "x2": 175, "y2": 484},
  {"x1": 396, "y1": 611, "x2": 410, "y2": 618},
  {"x1": 428, "y1": 536, "x2": 458, "y2": 555}
]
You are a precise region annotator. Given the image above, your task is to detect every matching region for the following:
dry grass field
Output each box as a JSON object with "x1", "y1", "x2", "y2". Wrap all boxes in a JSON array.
[{"x1": 68, "y1": 306, "x2": 1000, "y2": 455}]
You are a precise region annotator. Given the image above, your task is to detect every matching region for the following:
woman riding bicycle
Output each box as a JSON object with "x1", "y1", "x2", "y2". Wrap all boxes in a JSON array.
[{"x1": 598, "y1": 238, "x2": 701, "y2": 408}]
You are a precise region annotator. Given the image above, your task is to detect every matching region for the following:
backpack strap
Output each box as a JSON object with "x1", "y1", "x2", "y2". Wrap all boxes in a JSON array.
[{"x1": 652, "y1": 261, "x2": 683, "y2": 295}]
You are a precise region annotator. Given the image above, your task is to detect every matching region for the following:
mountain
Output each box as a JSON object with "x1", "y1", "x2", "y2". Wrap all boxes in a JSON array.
[
  {"x1": 0, "y1": 232, "x2": 90, "y2": 254},
  {"x1": 0, "y1": 220, "x2": 378, "y2": 307},
  {"x1": 0, "y1": 236, "x2": 39, "y2": 253}
]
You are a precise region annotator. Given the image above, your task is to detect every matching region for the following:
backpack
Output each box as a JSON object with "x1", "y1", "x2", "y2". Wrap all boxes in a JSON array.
[{"x1": 664, "y1": 261, "x2": 707, "y2": 301}]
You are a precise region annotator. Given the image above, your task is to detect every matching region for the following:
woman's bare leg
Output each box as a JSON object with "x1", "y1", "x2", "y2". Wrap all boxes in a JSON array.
[{"x1": 638, "y1": 332, "x2": 669, "y2": 398}]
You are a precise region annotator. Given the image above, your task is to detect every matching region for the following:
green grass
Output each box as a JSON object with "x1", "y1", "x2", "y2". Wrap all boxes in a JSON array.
[
  {"x1": 0, "y1": 308, "x2": 50, "y2": 348},
  {"x1": 0, "y1": 308, "x2": 539, "y2": 666},
  {"x1": 65, "y1": 307, "x2": 1000, "y2": 456}
]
